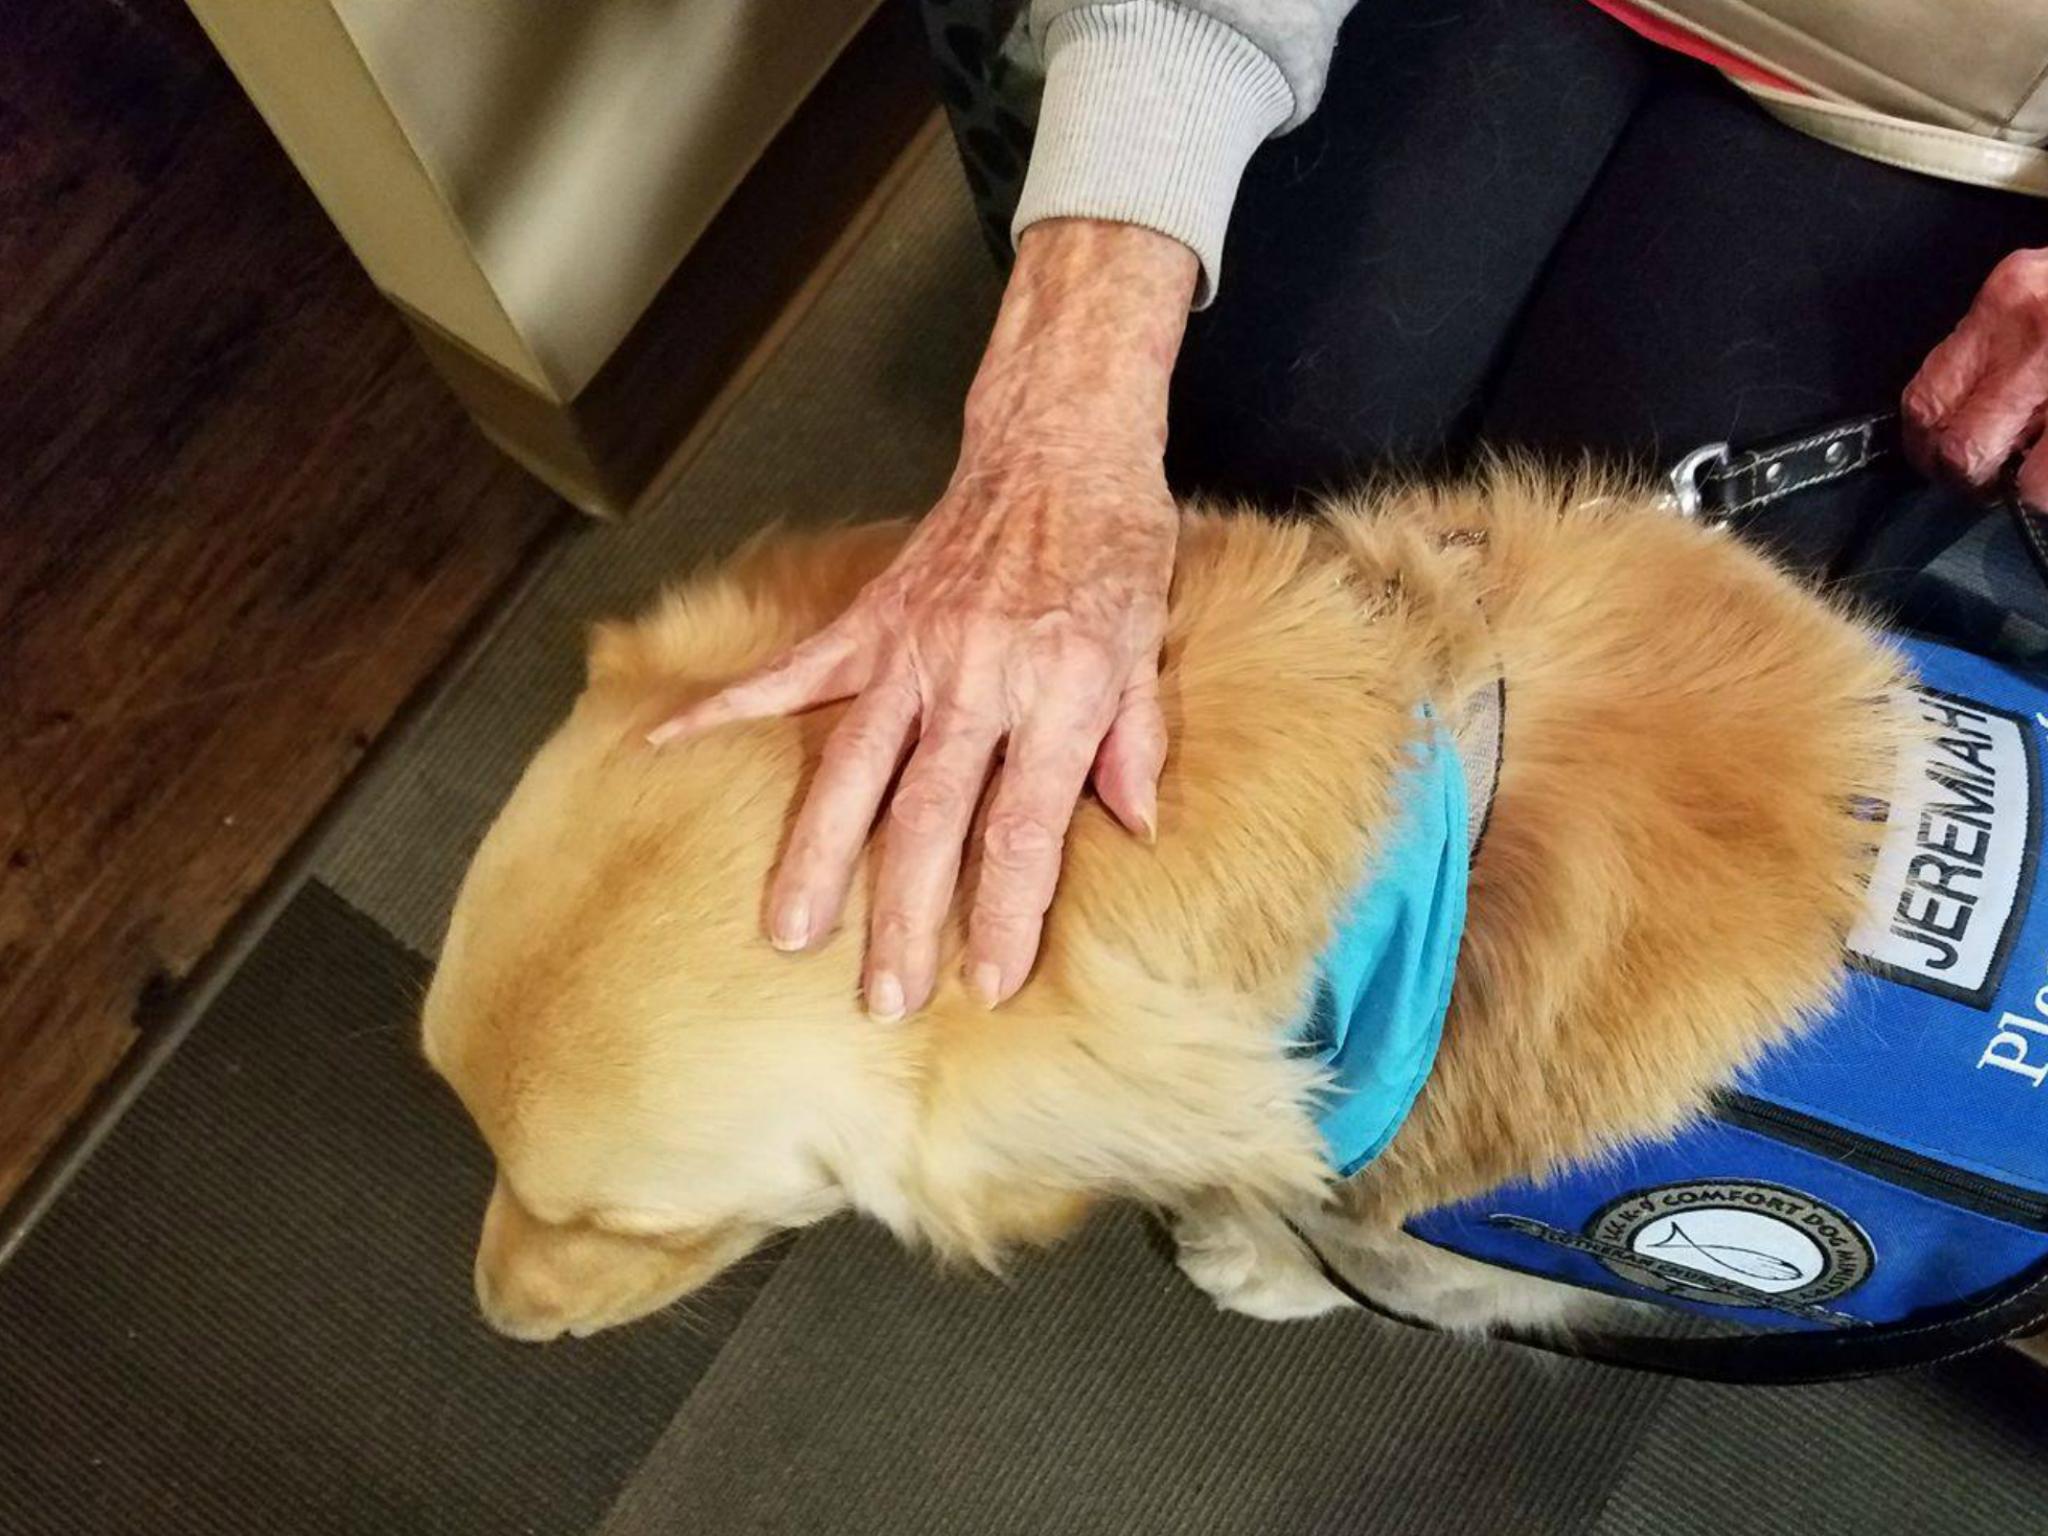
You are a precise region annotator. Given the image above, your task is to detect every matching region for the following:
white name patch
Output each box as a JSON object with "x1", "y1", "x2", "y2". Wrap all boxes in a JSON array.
[{"x1": 1848, "y1": 688, "x2": 2039, "y2": 1006}]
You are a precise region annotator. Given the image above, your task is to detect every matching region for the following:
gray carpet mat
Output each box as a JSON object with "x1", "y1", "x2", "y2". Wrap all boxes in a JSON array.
[
  {"x1": 594, "y1": 1213, "x2": 2048, "y2": 1536},
  {"x1": 1591, "y1": 1359, "x2": 2048, "y2": 1536},
  {"x1": 0, "y1": 883, "x2": 773, "y2": 1536},
  {"x1": 596, "y1": 1215, "x2": 1675, "y2": 1536}
]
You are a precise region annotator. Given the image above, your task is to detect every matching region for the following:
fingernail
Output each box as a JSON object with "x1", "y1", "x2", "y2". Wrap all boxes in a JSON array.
[
  {"x1": 1136, "y1": 786, "x2": 1159, "y2": 845},
  {"x1": 971, "y1": 961, "x2": 1003, "y2": 1008},
  {"x1": 868, "y1": 972, "x2": 905, "y2": 1023},
  {"x1": 645, "y1": 719, "x2": 683, "y2": 749},
  {"x1": 771, "y1": 900, "x2": 810, "y2": 952}
]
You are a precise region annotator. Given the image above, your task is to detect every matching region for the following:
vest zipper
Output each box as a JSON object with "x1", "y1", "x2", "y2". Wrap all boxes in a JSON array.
[{"x1": 1710, "y1": 1091, "x2": 2048, "y2": 1232}]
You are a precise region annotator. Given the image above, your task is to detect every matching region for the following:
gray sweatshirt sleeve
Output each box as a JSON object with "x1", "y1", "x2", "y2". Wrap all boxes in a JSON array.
[{"x1": 1012, "y1": 0, "x2": 1360, "y2": 305}]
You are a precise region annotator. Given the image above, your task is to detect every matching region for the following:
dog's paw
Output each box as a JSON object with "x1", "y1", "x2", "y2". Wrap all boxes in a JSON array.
[{"x1": 1171, "y1": 1206, "x2": 1351, "y2": 1323}]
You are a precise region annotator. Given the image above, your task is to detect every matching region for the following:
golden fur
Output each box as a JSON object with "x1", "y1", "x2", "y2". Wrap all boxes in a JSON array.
[{"x1": 422, "y1": 467, "x2": 1907, "y2": 1342}]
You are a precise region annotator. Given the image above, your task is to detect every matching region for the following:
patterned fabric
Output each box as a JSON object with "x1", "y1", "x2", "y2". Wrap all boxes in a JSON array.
[{"x1": 917, "y1": 0, "x2": 1041, "y2": 261}]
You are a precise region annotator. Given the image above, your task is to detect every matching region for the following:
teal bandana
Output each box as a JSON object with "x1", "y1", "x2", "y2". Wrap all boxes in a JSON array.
[{"x1": 1298, "y1": 711, "x2": 1471, "y2": 1177}]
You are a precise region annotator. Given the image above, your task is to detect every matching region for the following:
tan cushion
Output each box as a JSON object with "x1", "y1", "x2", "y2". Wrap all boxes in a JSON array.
[{"x1": 1636, "y1": 0, "x2": 2048, "y2": 143}]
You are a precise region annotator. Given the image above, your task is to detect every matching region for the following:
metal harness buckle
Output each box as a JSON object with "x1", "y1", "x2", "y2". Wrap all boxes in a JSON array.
[{"x1": 1666, "y1": 441, "x2": 1732, "y2": 523}]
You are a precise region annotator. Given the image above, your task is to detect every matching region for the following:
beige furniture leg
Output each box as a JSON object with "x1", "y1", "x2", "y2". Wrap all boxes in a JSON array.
[{"x1": 184, "y1": 0, "x2": 928, "y2": 515}]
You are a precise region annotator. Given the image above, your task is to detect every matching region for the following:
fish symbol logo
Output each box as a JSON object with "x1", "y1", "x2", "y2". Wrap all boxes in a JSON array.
[{"x1": 1639, "y1": 1219, "x2": 1812, "y2": 1286}]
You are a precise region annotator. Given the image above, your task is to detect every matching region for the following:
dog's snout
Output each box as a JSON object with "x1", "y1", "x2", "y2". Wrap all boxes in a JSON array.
[
  {"x1": 474, "y1": 1249, "x2": 568, "y2": 1343},
  {"x1": 483, "y1": 1309, "x2": 568, "y2": 1345}
]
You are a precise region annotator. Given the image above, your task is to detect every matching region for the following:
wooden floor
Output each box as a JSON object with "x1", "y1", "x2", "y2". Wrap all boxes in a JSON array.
[{"x1": 0, "y1": 0, "x2": 569, "y2": 1206}]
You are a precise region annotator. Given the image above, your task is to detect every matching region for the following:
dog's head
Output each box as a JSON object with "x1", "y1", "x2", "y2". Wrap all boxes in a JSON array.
[
  {"x1": 425, "y1": 728, "x2": 888, "y2": 1341},
  {"x1": 425, "y1": 514, "x2": 1441, "y2": 1341},
  {"x1": 422, "y1": 524, "x2": 926, "y2": 1340}
]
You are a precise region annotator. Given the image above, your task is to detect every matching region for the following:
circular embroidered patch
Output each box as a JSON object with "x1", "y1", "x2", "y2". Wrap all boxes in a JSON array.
[{"x1": 1586, "y1": 1179, "x2": 1875, "y2": 1312}]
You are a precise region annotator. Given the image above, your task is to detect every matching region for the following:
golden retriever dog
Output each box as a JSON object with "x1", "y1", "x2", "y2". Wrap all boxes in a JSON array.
[{"x1": 422, "y1": 467, "x2": 1916, "y2": 1347}]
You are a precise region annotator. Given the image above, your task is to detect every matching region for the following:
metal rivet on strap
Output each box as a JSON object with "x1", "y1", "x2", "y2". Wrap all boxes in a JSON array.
[
  {"x1": 1764, "y1": 462, "x2": 1786, "y2": 484},
  {"x1": 1824, "y1": 440, "x2": 1850, "y2": 466}
]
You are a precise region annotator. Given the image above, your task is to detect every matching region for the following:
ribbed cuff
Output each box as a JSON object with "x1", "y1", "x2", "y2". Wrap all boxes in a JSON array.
[{"x1": 1012, "y1": 2, "x2": 1295, "y2": 307}]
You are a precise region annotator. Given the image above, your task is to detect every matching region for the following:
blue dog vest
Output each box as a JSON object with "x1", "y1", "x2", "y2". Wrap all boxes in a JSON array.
[{"x1": 1406, "y1": 636, "x2": 2048, "y2": 1353}]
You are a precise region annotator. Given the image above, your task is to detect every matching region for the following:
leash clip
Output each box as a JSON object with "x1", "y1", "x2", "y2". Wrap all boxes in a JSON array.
[
  {"x1": 1665, "y1": 413, "x2": 1898, "y2": 527},
  {"x1": 1666, "y1": 441, "x2": 1731, "y2": 523}
]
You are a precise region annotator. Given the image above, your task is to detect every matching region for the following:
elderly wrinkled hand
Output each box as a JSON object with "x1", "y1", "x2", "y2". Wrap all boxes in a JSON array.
[
  {"x1": 1904, "y1": 247, "x2": 2048, "y2": 509},
  {"x1": 649, "y1": 220, "x2": 1199, "y2": 1021}
]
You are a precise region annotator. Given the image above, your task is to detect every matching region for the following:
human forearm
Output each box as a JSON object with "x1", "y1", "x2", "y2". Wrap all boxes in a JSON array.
[
  {"x1": 963, "y1": 216, "x2": 1200, "y2": 464},
  {"x1": 1018, "y1": 0, "x2": 1359, "y2": 303}
]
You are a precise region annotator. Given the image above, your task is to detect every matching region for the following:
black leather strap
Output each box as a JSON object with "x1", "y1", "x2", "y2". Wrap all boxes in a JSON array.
[
  {"x1": 1670, "y1": 410, "x2": 2048, "y2": 598},
  {"x1": 1680, "y1": 412, "x2": 1897, "y2": 525}
]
